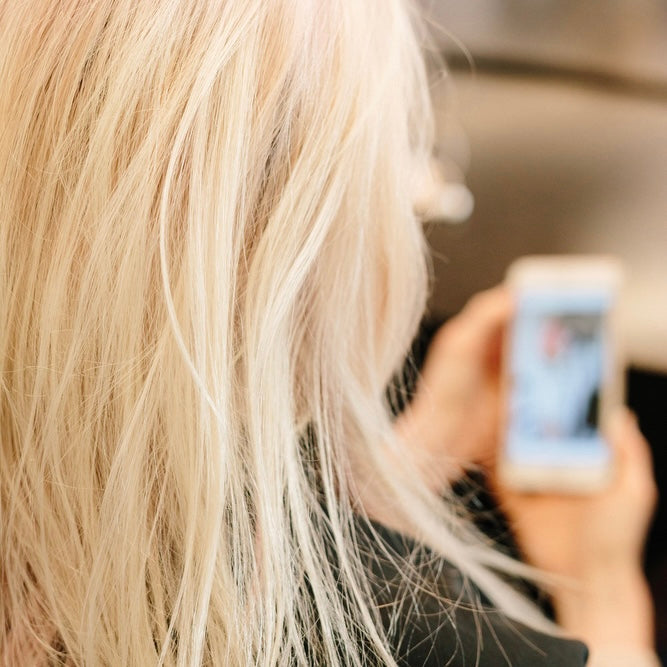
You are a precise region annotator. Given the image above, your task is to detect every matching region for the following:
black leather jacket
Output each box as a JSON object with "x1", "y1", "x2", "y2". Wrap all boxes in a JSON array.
[{"x1": 358, "y1": 519, "x2": 589, "y2": 666}]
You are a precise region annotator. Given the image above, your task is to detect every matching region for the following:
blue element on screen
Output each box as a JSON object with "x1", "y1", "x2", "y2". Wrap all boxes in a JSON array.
[{"x1": 507, "y1": 288, "x2": 612, "y2": 467}]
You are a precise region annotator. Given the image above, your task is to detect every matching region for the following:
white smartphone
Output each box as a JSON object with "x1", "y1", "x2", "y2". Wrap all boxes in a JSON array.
[{"x1": 499, "y1": 255, "x2": 624, "y2": 493}]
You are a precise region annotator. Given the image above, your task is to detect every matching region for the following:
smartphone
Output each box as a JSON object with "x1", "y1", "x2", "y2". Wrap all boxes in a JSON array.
[{"x1": 500, "y1": 256, "x2": 624, "y2": 493}]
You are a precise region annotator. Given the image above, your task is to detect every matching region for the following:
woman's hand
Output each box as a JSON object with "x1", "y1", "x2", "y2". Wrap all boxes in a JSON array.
[
  {"x1": 394, "y1": 285, "x2": 658, "y2": 655},
  {"x1": 494, "y1": 409, "x2": 658, "y2": 652},
  {"x1": 495, "y1": 409, "x2": 657, "y2": 579},
  {"x1": 394, "y1": 287, "x2": 512, "y2": 491}
]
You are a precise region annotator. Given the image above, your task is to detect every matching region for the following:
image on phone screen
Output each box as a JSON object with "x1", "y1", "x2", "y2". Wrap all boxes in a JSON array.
[{"x1": 507, "y1": 288, "x2": 612, "y2": 468}]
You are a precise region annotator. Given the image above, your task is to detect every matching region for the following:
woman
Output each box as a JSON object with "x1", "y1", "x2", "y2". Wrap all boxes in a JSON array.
[{"x1": 0, "y1": 1, "x2": 658, "y2": 664}]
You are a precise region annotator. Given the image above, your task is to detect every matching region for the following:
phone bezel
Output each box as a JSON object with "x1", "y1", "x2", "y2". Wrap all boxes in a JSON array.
[{"x1": 499, "y1": 255, "x2": 624, "y2": 494}]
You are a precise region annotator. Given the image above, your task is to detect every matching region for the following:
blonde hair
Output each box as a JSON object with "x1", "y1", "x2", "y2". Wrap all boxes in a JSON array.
[{"x1": 0, "y1": 1, "x2": 545, "y2": 664}]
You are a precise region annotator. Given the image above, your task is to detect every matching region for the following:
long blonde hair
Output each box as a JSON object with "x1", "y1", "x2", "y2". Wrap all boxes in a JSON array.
[{"x1": 0, "y1": 1, "x2": 544, "y2": 664}]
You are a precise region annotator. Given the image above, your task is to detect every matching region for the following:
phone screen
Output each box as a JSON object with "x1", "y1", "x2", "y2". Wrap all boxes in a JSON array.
[{"x1": 506, "y1": 287, "x2": 613, "y2": 469}]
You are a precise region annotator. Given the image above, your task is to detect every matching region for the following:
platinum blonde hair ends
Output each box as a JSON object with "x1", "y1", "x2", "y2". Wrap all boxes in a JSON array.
[{"x1": 0, "y1": 1, "x2": 544, "y2": 665}]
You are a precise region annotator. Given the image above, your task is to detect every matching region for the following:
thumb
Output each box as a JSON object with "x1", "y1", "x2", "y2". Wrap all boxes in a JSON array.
[{"x1": 604, "y1": 407, "x2": 657, "y2": 525}]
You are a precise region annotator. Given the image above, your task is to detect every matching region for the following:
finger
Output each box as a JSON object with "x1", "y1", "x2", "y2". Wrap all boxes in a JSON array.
[
  {"x1": 606, "y1": 408, "x2": 648, "y2": 471},
  {"x1": 435, "y1": 287, "x2": 513, "y2": 363},
  {"x1": 605, "y1": 407, "x2": 656, "y2": 500},
  {"x1": 463, "y1": 286, "x2": 514, "y2": 322}
]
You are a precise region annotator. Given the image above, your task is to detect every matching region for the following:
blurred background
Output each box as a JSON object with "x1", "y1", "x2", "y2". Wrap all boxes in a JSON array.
[{"x1": 419, "y1": 1, "x2": 667, "y2": 660}]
